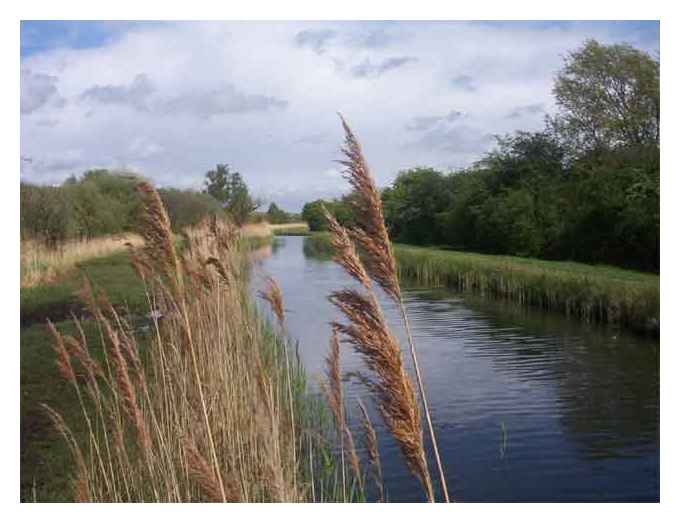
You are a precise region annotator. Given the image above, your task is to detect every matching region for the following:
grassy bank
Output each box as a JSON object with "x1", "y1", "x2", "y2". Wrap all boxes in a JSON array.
[
  {"x1": 20, "y1": 220, "x2": 350, "y2": 502},
  {"x1": 21, "y1": 251, "x2": 148, "y2": 501},
  {"x1": 270, "y1": 222, "x2": 310, "y2": 236},
  {"x1": 20, "y1": 234, "x2": 143, "y2": 289},
  {"x1": 304, "y1": 233, "x2": 659, "y2": 335}
]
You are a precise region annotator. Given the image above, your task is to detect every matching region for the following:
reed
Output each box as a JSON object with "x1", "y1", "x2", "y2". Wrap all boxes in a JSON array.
[
  {"x1": 304, "y1": 233, "x2": 660, "y2": 335},
  {"x1": 324, "y1": 116, "x2": 449, "y2": 502},
  {"x1": 43, "y1": 184, "x2": 341, "y2": 502}
]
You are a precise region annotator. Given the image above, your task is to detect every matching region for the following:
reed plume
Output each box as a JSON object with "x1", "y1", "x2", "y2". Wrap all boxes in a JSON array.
[
  {"x1": 258, "y1": 276, "x2": 285, "y2": 328},
  {"x1": 323, "y1": 327, "x2": 362, "y2": 496},
  {"x1": 136, "y1": 181, "x2": 182, "y2": 293},
  {"x1": 357, "y1": 398, "x2": 383, "y2": 502},
  {"x1": 327, "y1": 114, "x2": 449, "y2": 501}
]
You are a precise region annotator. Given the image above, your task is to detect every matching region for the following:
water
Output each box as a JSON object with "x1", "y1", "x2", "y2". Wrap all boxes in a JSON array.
[{"x1": 250, "y1": 236, "x2": 660, "y2": 502}]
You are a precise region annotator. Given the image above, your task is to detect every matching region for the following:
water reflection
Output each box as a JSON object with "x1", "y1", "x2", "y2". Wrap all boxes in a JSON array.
[{"x1": 251, "y1": 236, "x2": 660, "y2": 502}]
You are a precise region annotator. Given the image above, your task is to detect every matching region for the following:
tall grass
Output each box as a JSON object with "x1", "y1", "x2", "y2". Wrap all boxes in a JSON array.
[
  {"x1": 44, "y1": 185, "x2": 344, "y2": 502},
  {"x1": 322, "y1": 116, "x2": 449, "y2": 502},
  {"x1": 21, "y1": 235, "x2": 143, "y2": 288},
  {"x1": 304, "y1": 233, "x2": 659, "y2": 335}
]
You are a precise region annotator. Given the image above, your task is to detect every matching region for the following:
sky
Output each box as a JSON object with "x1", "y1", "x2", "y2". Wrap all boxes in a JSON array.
[{"x1": 20, "y1": 20, "x2": 659, "y2": 211}]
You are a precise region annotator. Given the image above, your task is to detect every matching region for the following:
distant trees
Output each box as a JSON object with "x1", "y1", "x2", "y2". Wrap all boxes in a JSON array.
[
  {"x1": 265, "y1": 202, "x2": 289, "y2": 224},
  {"x1": 159, "y1": 188, "x2": 223, "y2": 231},
  {"x1": 203, "y1": 164, "x2": 260, "y2": 226},
  {"x1": 21, "y1": 169, "x2": 226, "y2": 244},
  {"x1": 302, "y1": 195, "x2": 356, "y2": 231},
  {"x1": 21, "y1": 170, "x2": 145, "y2": 244},
  {"x1": 300, "y1": 40, "x2": 660, "y2": 272}
]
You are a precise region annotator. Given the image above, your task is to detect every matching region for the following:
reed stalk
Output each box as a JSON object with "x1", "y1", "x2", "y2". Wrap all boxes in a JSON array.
[{"x1": 326, "y1": 115, "x2": 449, "y2": 502}]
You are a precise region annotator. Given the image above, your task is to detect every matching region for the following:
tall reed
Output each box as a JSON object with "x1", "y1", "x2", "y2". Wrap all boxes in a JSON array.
[
  {"x1": 44, "y1": 184, "x2": 336, "y2": 502},
  {"x1": 323, "y1": 115, "x2": 449, "y2": 502}
]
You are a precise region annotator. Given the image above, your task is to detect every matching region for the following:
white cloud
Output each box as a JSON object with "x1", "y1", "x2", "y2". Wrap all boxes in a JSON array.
[
  {"x1": 20, "y1": 21, "x2": 659, "y2": 211},
  {"x1": 21, "y1": 69, "x2": 65, "y2": 114}
]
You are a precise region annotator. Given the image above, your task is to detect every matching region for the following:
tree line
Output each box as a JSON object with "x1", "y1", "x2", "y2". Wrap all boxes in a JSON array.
[
  {"x1": 303, "y1": 40, "x2": 659, "y2": 272},
  {"x1": 21, "y1": 164, "x2": 296, "y2": 246}
]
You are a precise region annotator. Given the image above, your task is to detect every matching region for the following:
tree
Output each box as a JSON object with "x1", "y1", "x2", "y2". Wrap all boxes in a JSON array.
[
  {"x1": 203, "y1": 164, "x2": 259, "y2": 226},
  {"x1": 266, "y1": 202, "x2": 290, "y2": 224},
  {"x1": 382, "y1": 168, "x2": 451, "y2": 245},
  {"x1": 550, "y1": 39, "x2": 660, "y2": 155},
  {"x1": 159, "y1": 188, "x2": 224, "y2": 231}
]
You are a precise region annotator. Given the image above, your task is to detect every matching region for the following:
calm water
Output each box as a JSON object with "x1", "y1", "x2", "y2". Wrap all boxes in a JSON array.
[{"x1": 250, "y1": 236, "x2": 660, "y2": 502}]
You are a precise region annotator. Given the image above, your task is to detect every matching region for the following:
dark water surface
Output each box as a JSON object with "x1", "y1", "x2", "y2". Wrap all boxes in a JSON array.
[{"x1": 250, "y1": 237, "x2": 660, "y2": 502}]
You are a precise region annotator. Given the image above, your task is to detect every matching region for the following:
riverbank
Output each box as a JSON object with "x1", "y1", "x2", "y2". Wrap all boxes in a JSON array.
[
  {"x1": 304, "y1": 233, "x2": 659, "y2": 335},
  {"x1": 20, "y1": 225, "x2": 343, "y2": 501},
  {"x1": 270, "y1": 222, "x2": 310, "y2": 236}
]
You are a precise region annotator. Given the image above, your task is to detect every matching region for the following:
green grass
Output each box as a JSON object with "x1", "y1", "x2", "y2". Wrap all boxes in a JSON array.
[
  {"x1": 20, "y1": 251, "x2": 149, "y2": 501},
  {"x1": 304, "y1": 233, "x2": 660, "y2": 335},
  {"x1": 21, "y1": 252, "x2": 148, "y2": 327}
]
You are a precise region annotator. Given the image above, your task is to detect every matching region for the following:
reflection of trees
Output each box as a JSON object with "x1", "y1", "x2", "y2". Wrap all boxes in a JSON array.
[
  {"x1": 408, "y1": 290, "x2": 659, "y2": 461},
  {"x1": 302, "y1": 236, "x2": 333, "y2": 260}
]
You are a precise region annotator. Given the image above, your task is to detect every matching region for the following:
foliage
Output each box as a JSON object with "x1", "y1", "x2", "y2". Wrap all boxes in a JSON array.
[
  {"x1": 549, "y1": 39, "x2": 659, "y2": 155},
  {"x1": 203, "y1": 164, "x2": 260, "y2": 226},
  {"x1": 301, "y1": 40, "x2": 660, "y2": 272},
  {"x1": 21, "y1": 170, "x2": 225, "y2": 244},
  {"x1": 266, "y1": 202, "x2": 292, "y2": 224},
  {"x1": 159, "y1": 188, "x2": 224, "y2": 231},
  {"x1": 302, "y1": 195, "x2": 356, "y2": 231}
]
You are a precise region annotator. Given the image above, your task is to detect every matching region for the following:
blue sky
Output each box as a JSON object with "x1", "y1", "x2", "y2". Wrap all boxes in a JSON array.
[{"x1": 20, "y1": 20, "x2": 659, "y2": 211}]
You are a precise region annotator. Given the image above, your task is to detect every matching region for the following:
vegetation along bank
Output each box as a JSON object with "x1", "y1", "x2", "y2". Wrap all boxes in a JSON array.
[{"x1": 304, "y1": 233, "x2": 659, "y2": 335}]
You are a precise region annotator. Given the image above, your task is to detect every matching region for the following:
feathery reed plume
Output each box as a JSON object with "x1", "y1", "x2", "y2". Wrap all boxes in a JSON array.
[
  {"x1": 323, "y1": 327, "x2": 362, "y2": 495},
  {"x1": 258, "y1": 276, "x2": 285, "y2": 328},
  {"x1": 136, "y1": 182, "x2": 181, "y2": 291},
  {"x1": 185, "y1": 440, "x2": 239, "y2": 502},
  {"x1": 335, "y1": 114, "x2": 449, "y2": 502},
  {"x1": 100, "y1": 315, "x2": 150, "y2": 453},
  {"x1": 329, "y1": 290, "x2": 433, "y2": 500},
  {"x1": 322, "y1": 208, "x2": 372, "y2": 291},
  {"x1": 337, "y1": 114, "x2": 400, "y2": 302},
  {"x1": 357, "y1": 398, "x2": 384, "y2": 502},
  {"x1": 47, "y1": 320, "x2": 76, "y2": 384}
]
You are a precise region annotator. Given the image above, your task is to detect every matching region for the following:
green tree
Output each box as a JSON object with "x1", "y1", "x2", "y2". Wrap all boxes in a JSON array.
[
  {"x1": 203, "y1": 164, "x2": 259, "y2": 226},
  {"x1": 159, "y1": 188, "x2": 224, "y2": 231},
  {"x1": 550, "y1": 39, "x2": 660, "y2": 154},
  {"x1": 266, "y1": 202, "x2": 290, "y2": 224},
  {"x1": 382, "y1": 168, "x2": 451, "y2": 245}
]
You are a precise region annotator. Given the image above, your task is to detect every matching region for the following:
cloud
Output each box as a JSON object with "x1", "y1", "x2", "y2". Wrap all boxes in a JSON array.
[
  {"x1": 161, "y1": 85, "x2": 288, "y2": 118},
  {"x1": 450, "y1": 74, "x2": 477, "y2": 92},
  {"x1": 294, "y1": 132, "x2": 328, "y2": 145},
  {"x1": 21, "y1": 69, "x2": 65, "y2": 114},
  {"x1": 20, "y1": 21, "x2": 659, "y2": 210},
  {"x1": 406, "y1": 110, "x2": 466, "y2": 132},
  {"x1": 294, "y1": 29, "x2": 336, "y2": 54},
  {"x1": 80, "y1": 73, "x2": 155, "y2": 111},
  {"x1": 349, "y1": 56, "x2": 418, "y2": 78},
  {"x1": 349, "y1": 28, "x2": 409, "y2": 48},
  {"x1": 413, "y1": 125, "x2": 496, "y2": 154},
  {"x1": 505, "y1": 103, "x2": 546, "y2": 119}
]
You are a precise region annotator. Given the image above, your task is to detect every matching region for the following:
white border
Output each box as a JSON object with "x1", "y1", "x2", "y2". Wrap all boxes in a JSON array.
[{"x1": 3, "y1": 2, "x2": 675, "y2": 521}]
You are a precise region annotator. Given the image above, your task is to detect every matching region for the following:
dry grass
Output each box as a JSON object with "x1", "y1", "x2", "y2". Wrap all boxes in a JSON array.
[
  {"x1": 269, "y1": 222, "x2": 310, "y2": 235},
  {"x1": 240, "y1": 222, "x2": 273, "y2": 239},
  {"x1": 44, "y1": 184, "x2": 338, "y2": 502},
  {"x1": 21, "y1": 234, "x2": 143, "y2": 288},
  {"x1": 324, "y1": 115, "x2": 449, "y2": 502}
]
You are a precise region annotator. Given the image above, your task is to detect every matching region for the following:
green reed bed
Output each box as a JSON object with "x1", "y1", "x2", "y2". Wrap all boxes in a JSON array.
[{"x1": 305, "y1": 233, "x2": 659, "y2": 335}]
